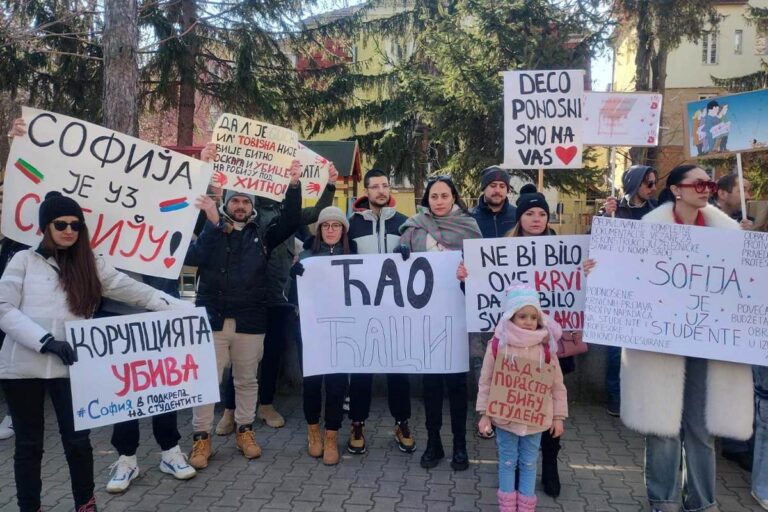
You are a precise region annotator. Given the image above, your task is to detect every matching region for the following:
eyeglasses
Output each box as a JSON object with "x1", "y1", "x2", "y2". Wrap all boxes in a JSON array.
[
  {"x1": 52, "y1": 220, "x2": 84, "y2": 232},
  {"x1": 643, "y1": 180, "x2": 657, "y2": 188},
  {"x1": 676, "y1": 180, "x2": 718, "y2": 194},
  {"x1": 321, "y1": 222, "x2": 344, "y2": 231},
  {"x1": 366, "y1": 184, "x2": 390, "y2": 192}
]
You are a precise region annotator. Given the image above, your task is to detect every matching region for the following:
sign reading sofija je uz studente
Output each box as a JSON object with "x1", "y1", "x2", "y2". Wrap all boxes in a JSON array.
[
  {"x1": 2, "y1": 107, "x2": 212, "y2": 279},
  {"x1": 68, "y1": 308, "x2": 219, "y2": 431},
  {"x1": 297, "y1": 252, "x2": 469, "y2": 377},
  {"x1": 583, "y1": 216, "x2": 768, "y2": 366}
]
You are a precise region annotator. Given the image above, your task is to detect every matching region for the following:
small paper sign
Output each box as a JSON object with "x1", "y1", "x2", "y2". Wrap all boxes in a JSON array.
[{"x1": 486, "y1": 354, "x2": 554, "y2": 428}]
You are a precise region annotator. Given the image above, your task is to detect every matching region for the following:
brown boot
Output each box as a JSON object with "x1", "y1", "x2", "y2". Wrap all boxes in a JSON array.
[
  {"x1": 307, "y1": 424, "x2": 323, "y2": 458},
  {"x1": 236, "y1": 425, "x2": 262, "y2": 459},
  {"x1": 189, "y1": 432, "x2": 212, "y2": 469},
  {"x1": 323, "y1": 430, "x2": 340, "y2": 465}
]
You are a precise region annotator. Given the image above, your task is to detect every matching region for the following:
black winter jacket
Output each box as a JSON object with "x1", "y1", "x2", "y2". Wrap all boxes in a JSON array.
[
  {"x1": 185, "y1": 184, "x2": 301, "y2": 333},
  {"x1": 470, "y1": 196, "x2": 517, "y2": 238},
  {"x1": 347, "y1": 196, "x2": 407, "y2": 254}
]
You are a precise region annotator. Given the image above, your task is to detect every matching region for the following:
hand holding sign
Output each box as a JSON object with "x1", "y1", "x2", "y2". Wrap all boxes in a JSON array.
[
  {"x1": 195, "y1": 195, "x2": 220, "y2": 225},
  {"x1": 200, "y1": 142, "x2": 217, "y2": 163},
  {"x1": 328, "y1": 164, "x2": 338, "y2": 186},
  {"x1": 8, "y1": 118, "x2": 26, "y2": 139},
  {"x1": 288, "y1": 159, "x2": 301, "y2": 186}
]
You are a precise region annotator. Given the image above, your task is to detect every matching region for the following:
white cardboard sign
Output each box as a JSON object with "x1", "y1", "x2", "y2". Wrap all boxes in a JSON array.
[
  {"x1": 583, "y1": 92, "x2": 662, "y2": 147},
  {"x1": 67, "y1": 308, "x2": 219, "y2": 430},
  {"x1": 297, "y1": 251, "x2": 469, "y2": 376},
  {"x1": 583, "y1": 216, "x2": 768, "y2": 366},
  {"x1": 2, "y1": 107, "x2": 212, "y2": 278},
  {"x1": 503, "y1": 69, "x2": 584, "y2": 169},
  {"x1": 297, "y1": 143, "x2": 330, "y2": 199}
]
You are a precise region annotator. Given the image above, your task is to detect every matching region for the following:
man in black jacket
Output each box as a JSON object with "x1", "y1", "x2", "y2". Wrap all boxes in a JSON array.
[
  {"x1": 184, "y1": 162, "x2": 301, "y2": 470},
  {"x1": 470, "y1": 166, "x2": 517, "y2": 238}
]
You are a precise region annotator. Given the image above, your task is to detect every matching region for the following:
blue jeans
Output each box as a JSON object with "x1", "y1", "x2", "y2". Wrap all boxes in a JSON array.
[
  {"x1": 496, "y1": 428, "x2": 542, "y2": 496},
  {"x1": 605, "y1": 346, "x2": 621, "y2": 410},
  {"x1": 754, "y1": 366, "x2": 768, "y2": 501},
  {"x1": 645, "y1": 357, "x2": 716, "y2": 512}
]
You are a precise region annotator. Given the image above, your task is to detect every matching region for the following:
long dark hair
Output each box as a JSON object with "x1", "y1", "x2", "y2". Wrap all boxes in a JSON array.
[
  {"x1": 311, "y1": 225, "x2": 352, "y2": 254},
  {"x1": 420, "y1": 176, "x2": 468, "y2": 213},
  {"x1": 658, "y1": 164, "x2": 700, "y2": 204},
  {"x1": 41, "y1": 224, "x2": 102, "y2": 318}
]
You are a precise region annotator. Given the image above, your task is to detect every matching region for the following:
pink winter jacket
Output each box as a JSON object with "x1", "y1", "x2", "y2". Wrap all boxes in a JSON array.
[{"x1": 475, "y1": 317, "x2": 568, "y2": 436}]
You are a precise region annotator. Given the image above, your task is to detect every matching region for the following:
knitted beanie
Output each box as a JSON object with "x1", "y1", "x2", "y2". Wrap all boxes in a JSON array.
[
  {"x1": 38, "y1": 191, "x2": 84, "y2": 230},
  {"x1": 480, "y1": 166, "x2": 510, "y2": 190},
  {"x1": 317, "y1": 206, "x2": 349, "y2": 231}
]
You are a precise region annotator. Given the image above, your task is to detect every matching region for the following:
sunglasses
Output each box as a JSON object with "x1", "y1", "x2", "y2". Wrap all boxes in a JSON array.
[
  {"x1": 676, "y1": 180, "x2": 718, "y2": 194},
  {"x1": 52, "y1": 220, "x2": 84, "y2": 232}
]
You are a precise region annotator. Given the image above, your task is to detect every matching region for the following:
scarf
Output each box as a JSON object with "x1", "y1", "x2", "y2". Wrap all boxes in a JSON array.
[
  {"x1": 493, "y1": 320, "x2": 550, "y2": 367},
  {"x1": 399, "y1": 206, "x2": 481, "y2": 251}
]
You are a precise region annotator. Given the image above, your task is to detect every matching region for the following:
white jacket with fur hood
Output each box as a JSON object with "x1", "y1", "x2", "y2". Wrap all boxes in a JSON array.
[{"x1": 620, "y1": 202, "x2": 754, "y2": 440}]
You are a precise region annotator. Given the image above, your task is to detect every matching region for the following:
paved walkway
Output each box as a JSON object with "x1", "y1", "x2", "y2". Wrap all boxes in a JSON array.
[{"x1": 0, "y1": 396, "x2": 762, "y2": 511}]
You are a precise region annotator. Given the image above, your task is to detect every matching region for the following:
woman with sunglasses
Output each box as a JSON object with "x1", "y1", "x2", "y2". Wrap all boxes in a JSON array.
[
  {"x1": 398, "y1": 176, "x2": 482, "y2": 470},
  {"x1": 0, "y1": 191, "x2": 191, "y2": 512},
  {"x1": 612, "y1": 164, "x2": 754, "y2": 512},
  {"x1": 290, "y1": 206, "x2": 356, "y2": 466}
]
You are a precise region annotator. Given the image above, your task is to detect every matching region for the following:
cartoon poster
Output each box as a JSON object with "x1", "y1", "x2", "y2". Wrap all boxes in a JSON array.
[
  {"x1": 297, "y1": 143, "x2": 330, "y2": 199},
  {"x1": 502, "y1": 69, "x2": 584, "y2": 169},
  {"x1": 2, "y1": 107, "x2": 212, "y2": 279},
  {"x1": 583, "y1": 92, "x2": 662, "y2": 147},
  {"x1": 685, "y1": 89, "x2": 768, "y2": 157}
]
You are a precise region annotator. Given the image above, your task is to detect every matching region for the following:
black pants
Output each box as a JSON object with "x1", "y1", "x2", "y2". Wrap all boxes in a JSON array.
[
  {"x1": 349, "y1": 373, "x2": 411, "y2": 423},
  {"x1": 303, "y1": 373, "x2": 348, "y2": 431},
  {"x1": 423, "y1": 372, "x2": 468, "y2": 441},
  {"x1": 111, "y1": 411, "x2": 180, "y2": 455},
  {"x1": 2, "y1": 378, "x2": 94, "y2": 512}
]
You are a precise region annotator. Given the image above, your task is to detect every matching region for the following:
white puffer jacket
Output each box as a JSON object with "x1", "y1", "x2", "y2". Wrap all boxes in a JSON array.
[{"x1": 0, "y1": 249, "x2": 190, "y2": 379}]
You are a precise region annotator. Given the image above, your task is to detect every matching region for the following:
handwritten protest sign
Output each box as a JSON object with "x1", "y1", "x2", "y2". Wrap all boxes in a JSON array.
[
  {"x1": 584, "y1": 216, "x2": 768, "y2": 366},
  {"x1": 503, "y1": 69, "x2": 584, "y2": 169},
  {"x1": 583, "y1": 92, "x2": 662, "y2": 147},
  {"x1": 297, "y1": 251, "x2": 469, "y2": 376},
  {"x1": 297, "y1": 142, "x2": 330, "y2": 198},
  {"x1": 464, "y1": 236, "x2": 590, "y2": 333},
  {"x1": 2, "y1": 107, "x2": 212, "y2": 278},
  {"x1": 67, "y1": 308, "x2": 219, "y2": 430},
  {"x1": 486, "y1": 355, "x2": 554, "y2": 428},
  {"x1": 211, "y1": 113, "x2": 299, "y2": 200}
]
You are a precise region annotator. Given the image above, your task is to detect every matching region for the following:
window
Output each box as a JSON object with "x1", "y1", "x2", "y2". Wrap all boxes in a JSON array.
[
  {"x1": 702, "y1": 31, "x2": 718, "y2": 64},
  {"x1": 735, "y1": 29, "x2": 743, "y2": 54}
]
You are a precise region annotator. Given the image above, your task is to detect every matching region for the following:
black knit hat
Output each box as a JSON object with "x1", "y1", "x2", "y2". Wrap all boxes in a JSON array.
[
  {"x1": 515, "y1": 192, "x2": 550, "y2": 223},
  {"x1": 480, "y1": 166, "x2": 510, "y2": 190},
  {"x1": 38, "y1": 191, "x2": 85, "y2": 230}
]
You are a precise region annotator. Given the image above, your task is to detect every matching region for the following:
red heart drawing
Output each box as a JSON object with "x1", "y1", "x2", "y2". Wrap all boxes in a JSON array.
[
  {"x1": 555, "y1": 146, "x2": 578, "y2": 165},
  {"x1": 163, "y1": 257, "x2": 176, "y2": 268}
]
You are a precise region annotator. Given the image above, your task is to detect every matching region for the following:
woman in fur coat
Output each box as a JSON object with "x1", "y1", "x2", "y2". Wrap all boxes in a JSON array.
[{"x1": 622, "y1": 164, "x2": 754, "y2": 512}]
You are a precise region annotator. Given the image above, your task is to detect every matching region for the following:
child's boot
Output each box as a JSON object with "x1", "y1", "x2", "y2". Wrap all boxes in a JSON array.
[
  {"x1": 517, "y1": 493, "x2": 538, "y2": 512},
  {"x1": 497, "y1": 490, "x2": 517, "y2": 512}
]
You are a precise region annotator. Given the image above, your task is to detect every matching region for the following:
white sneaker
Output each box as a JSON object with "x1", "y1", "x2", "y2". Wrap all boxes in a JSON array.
[
  {"x1": 0, "y1": 415, "x2": 14, "y2": 440},
  {"x1": 160, "y1": 445, "x2": 196, "y2": 480},
  {"x1": 753, "y1": 490, "x2": 768, "y2": 511},
  {"x1": 106, "y1": 455, "x2": 139, "y2": 493}
]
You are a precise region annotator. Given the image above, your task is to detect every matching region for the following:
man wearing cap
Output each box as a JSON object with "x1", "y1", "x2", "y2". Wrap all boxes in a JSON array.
[
  {"x1": 470, "y1": 166, "x2": 517, "y2": 238},
  {"x1": 184, "y1": 162, "x2": 302, "y2": 469},
  {"x1": 602, "y1": 164, "x2": 659, "y2": 417},
  {"x1": 346, "y1": 168, "x2": 412, "y2": 455}
]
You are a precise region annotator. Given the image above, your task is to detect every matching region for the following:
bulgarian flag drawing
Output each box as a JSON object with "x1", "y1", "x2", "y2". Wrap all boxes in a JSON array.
[{"x1": 14, "y1": 158, "x2": 44, "y2": 184}]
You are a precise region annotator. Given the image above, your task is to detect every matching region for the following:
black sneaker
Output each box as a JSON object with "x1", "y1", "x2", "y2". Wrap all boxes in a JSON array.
[
  {"x1": 347, "y1": 421, "x2": 367, "y2": 454},
  {"x1": 451, "y1": 440, "x2": 469, "y2": 471},
  {"x1": 420, "y1": 436, "x2": 445, "y2": 469}
]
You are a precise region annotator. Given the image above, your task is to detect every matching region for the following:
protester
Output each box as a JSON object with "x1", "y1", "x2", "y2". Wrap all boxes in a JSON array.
[
  {"x1": 290, "y1": 206, "x2": 356, "y2": 465},
  {"x1": 398, "y1": 175, "x2": 481, "y2": 470},
  {"x1": 593, "y1": 164, "x2": 754, "y2": 512},
  {"x1": 346, "y1": 169, "x2": 412, "y2": 455},
  {"x1": 476, "y1": 286, "x2": 567, "y2": 512},
  {"x1": 601, "y1": 165, "x2": 659, "y2": 417},
  {"x1": 215, "y1": 165, "x2": 339, "y2": 434},
  {"x1": 184, "y1": 161, "x2": 302, "y2": 469},
  {"x1": 750, "y1": 209, "x2": 768, "y2": 511},
  {"x1": 715, "y1": 172, "x2": 753, "y2": 228},
  {"x1": 0, "y1": 191, "x2": 191, "y2": 512}
]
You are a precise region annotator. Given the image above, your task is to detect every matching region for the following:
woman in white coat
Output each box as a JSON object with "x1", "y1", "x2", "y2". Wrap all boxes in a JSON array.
[
  {"x1": 0, "y1": 191, "x2": 190, "y2": 512},
  {"x1": 623, "y1": 164, "x2": 754, "y2": 512}
]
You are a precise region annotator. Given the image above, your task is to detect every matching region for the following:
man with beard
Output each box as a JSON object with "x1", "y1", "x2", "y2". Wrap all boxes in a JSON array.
[
  {"x1": 470, "y1": 166, "x2": 517, "y2": 238},
  {"x1": 184, "y1": 163, "x2": 302, "y2": 470},
  {"x1": 346, "y1": 169, "x2": 411, "y2": 454}
]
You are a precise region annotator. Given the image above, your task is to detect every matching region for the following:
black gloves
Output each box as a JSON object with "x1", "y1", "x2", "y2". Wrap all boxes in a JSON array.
[
  {"x1": 290, "y1": 261, "x2": 305, "y2": 278},
  {"x1": 41, "y1": 339, "x2": 77, "y2": 365},
  {"x1": 394, "y1": 244, "x2": 411, "y2": 261}
]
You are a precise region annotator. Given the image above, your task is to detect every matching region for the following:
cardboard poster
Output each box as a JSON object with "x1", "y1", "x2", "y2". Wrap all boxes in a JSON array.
[
  {"x1": 2, "y1": 107, "x2": 212, "y2": 278},
  {"x1": 486, "y1": 354, "x2": 555, "y2": 428},
  {"x1": 464, "y1": 236, "x2": 590, "y2": 333},
  {"x1": 211, "y1": 113, "x2": 299, "y2": 200},
  {"x1": 297, "y1": 251, "x2": 469, "y2": 376},
  {"x1": 583, "y1": 92, "x2": 662, "y2": 147},
  {"x1": 297, "y1": 143, "x2": 330, "y2": 199},
  {"x1": 503, "y1": 69, "x2": 584, "y2": 169},
  {"x1": 584, "y1": 216, "x2": 768, "y2": 366},
  {"x1": 67, "y1": 308, "x2": 219, "y2": 430}
]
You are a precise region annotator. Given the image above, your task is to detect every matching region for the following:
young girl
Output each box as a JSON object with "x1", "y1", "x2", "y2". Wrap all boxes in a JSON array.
[{"x1": 475, "y1": 286, "x2": 568, "y2": 512}]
